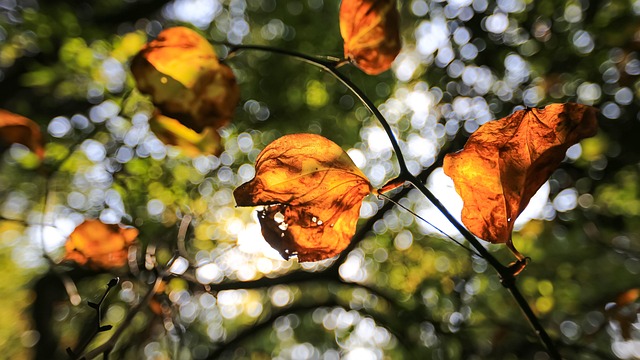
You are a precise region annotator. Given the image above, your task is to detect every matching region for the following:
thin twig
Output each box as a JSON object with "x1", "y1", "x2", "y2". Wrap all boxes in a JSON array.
[
  {"x1": 224, "y1": 43, "x2": 339, "y2": 68},
  {"x1": 177, "y1": 214, "x2": 192, "y2": 259},
  {"x1": 79, "y1": 275, "x2": 164, "y2": 359},
  {"x1": 377, "y1": 192, "x2": 481, "y2": 257},
  {"x1": 206, "y1": 301, "x2": 342, "y2": 359},
  {"x1": 223, "y1": 43, "x2": 409, "y2": 176},
  {"x1": 79, "y1": 254, "x2": 180, "y2": 359},
  {"x1": 67, "y1": 278, "x2": 119, "y2": 359},
  {"x1": 206, "y1": 296, "x2": 417, "y2": 360}
]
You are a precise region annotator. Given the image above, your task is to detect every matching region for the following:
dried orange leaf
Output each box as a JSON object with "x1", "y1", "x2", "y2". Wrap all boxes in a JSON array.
[
  {"x1": 234, "y1": 134, "x2": 372, "y2": 262},
  {"x1": 0, "y1": 109, "x2": 44, "y2": 159},
  {"x1": 64, "y1": 219, "x2": 138, "y2": 270},
  {"x1": 131, "y1": 26, "x2": 239, "y2": 132},
  {"x1": 608, "y1": 288, "x2": 640, "y2": 340},
  {"x1": 616, "y1": 288, "x2": 640, "y2": 306},
  {"x1": 150, "y1": 114, "x2": 223, "y2": 156},
  {"x1": 443, "y1": 103, "x2": 598, "y2": 246},
  {"x1": 340, "y1": 0, "x2": 401, "y2": 75}
]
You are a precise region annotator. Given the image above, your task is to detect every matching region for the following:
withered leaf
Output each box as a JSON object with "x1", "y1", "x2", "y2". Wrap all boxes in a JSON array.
[
  {"x1": 443, "y1": 103, "x2": 598, "y2": 247},
  {"x1": 234, "y1": 134, "x2": 372, "y2": 262},
  {"x1": 64, "y1": 219, "x2": 138, "y2": 270},
  {"x1": 0, "y1": 109, "x2": 44, "y2": 159},
  {"x1": 131, "y1": 26, "x2": 239, "y2": 132},
  {"x1": 340, "y1": 0, "x2": 401, "y2": 75}
]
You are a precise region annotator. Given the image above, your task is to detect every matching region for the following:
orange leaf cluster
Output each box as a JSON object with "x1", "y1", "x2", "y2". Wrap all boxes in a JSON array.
[
  {"x1": 0, "y1": 109, "x2": 44, "y2": 159},
  {"x1": 340, "y1": 0, "x2": 401, "y2": 75},
  {"x1": 234, "y1": 134, "x2": 372, "y2": 262},
  {"x1": 64, "y1": 219, "x2": 139, "y2": 270},
  {"x1": 131, "y1": 26, "x2": 239, "y2": 155},
  {"x1": 443, "y1": 103, "x2": 598, "y2": 247}
]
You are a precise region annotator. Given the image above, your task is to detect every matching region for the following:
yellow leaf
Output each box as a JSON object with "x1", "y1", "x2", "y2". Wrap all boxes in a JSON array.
[
  {"x1": 234, "y1": 134, "x2": 372, "y2": 262},
  {"x1": 130, "y1": 27, "x2": 239, "y2": 132},
  {"x1": 340, "y1": 0, "x2": 401, "y2": 75},
  {"x1": 150, "y1": 114, "x2": 222, "y2": 156},
  {"x1": 443, "y1": 103, "x2": 598, "y2": 251},
  {"x1": 0, "y1": 109, "x2": 44, "y2": 160},
  {"x1": 64, "y1": 220, "x2": 138, "y2": 270}
]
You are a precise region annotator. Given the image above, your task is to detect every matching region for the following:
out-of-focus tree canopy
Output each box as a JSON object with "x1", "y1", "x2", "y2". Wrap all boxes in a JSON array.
[{"x1": 0, "y1": 0, "x2": 639, "y2": 359}]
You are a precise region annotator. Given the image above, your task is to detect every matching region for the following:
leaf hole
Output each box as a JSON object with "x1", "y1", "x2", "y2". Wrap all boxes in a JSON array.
[{"x1": 274, "y1": 211, "x2": 285, "y2": 223}]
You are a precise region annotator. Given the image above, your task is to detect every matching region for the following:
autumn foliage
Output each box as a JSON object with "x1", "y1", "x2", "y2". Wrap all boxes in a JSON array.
[
  {"x1": 63, "y1": 220, "x2": 139, "y2": 270},
  {"x1": 340, "y1": 0, "x2": 401, "y2": 75},
  {"x1": 234, "y1": 134, "x2": 372, "y2": 262},
  {"x1": 443, "y1": 103, "x2": 598, "y2": 252},
  {"x1": 5, "y1": 0, "x2": 639, "y2": 357}
]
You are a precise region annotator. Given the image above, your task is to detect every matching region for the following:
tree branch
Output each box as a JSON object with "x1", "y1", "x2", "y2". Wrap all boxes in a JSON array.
[
  {"x1": 79, "y1": 275, "x2": 163, "y2": 359},
  {"x1": 77, "y1": 253, "x2": 183, "y2": 360},
  {"x1": 67, "y1": 278, "x2": 119, "y2": 359},
  {"x1": 206, "y1": 297, "x2": 418, "y2": 360},
  {"x1": 221, "y1": 43, "x2": 561, "y2": 359}
]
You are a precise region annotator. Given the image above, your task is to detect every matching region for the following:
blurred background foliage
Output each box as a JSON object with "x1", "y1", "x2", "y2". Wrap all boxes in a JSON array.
[{"x1": 1, "y1": 0, "x2": 639, "y2": 359}]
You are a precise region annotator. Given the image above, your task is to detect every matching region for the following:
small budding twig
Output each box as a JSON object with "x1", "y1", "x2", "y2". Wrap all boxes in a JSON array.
[
  {"x1": 66, "y1": 277, "x2": 119, "y2": 359},
  {"x1": 74, "y1": 255, "x2": 178, "y2": 360}
]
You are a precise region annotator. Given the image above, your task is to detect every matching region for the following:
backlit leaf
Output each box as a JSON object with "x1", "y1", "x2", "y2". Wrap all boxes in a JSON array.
[
  {"x1": 64, "y1": 219, "x2": 138, "y2": 270},
  {"x1": 234, "y1": 134, "x2": 372, "y2": 262},
  {"x1": 150, "y1": 114, "x2": 223, "y2": 156},
  {"x1": 0, "y1": 109, "x2": 44, "y2": 159},
  {"x1": 443, "y1": 103, "x2": 598, "y2": 250},
  {"x1": 340, "y1": 0, "x2": 401, "y2": 75},
  {"x1": 131, "y1": 26, "x2": 239, "y2": 132}
]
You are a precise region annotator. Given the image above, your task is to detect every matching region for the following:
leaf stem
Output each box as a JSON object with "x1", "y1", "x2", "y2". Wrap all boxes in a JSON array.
[
  {"x1": 324, "y1": 68, "x2": 410, "y2": 176},
  {"x1": 223, "y1": 43, "x2": 410, "y2": 176},
  {"x1": 407, "y1": 176, "x2": 505, "y2": 270},
  {"x1": 224, "y1": 43, "x2": 338, "y2": 69}
]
